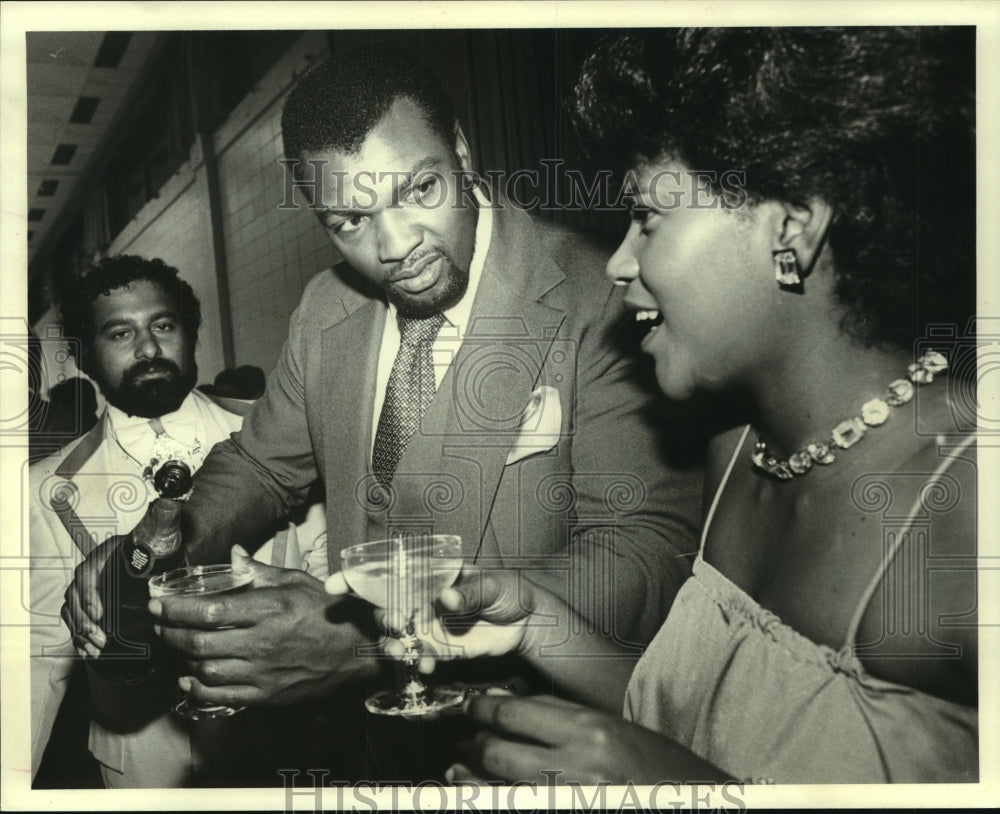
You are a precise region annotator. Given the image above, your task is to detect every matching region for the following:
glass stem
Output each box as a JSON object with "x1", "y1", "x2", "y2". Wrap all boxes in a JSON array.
[{"x1": 401, "y1": 612, "x2": 427, "y2": 706}]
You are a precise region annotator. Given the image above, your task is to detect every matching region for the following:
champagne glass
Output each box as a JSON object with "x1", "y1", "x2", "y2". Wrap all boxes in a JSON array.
[
  {"x1": 341, "y1": 533, "x2": 465, "y2": 717},
  {"x1": 148, "y1": 563, "x2": 254, "y2": 720}
]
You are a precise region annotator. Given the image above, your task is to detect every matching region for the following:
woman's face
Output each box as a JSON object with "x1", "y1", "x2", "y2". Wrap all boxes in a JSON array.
[{"x1": 606, "y1": 157, "x2": 780, "y2": 400}]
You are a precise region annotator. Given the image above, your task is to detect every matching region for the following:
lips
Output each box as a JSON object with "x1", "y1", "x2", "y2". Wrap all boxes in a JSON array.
[
  {"x1": 133, "y1": 369, "x2": 171, "y2": 381},
  {"x1": 126, "y1": 360, "x2": 179, "y2": 384},
  {"x1": 389, "y1": 251, "x2": 444, "y2": 295}
]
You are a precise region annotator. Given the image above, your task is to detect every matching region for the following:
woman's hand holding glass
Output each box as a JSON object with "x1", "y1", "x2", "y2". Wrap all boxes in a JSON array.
[{"x1": 326, "y1": 567, "x2": 541, "y2": 674}]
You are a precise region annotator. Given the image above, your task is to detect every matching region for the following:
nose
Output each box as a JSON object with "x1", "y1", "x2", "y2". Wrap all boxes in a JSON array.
[
  {"x1": 606, "y1": 225, "x2": 641, "y2": 286},
  {"x1": 134, "y1": 328, "x2": 163, "y2": 360},
  {"x1": 377, "y1": 209, "x2": 423, "y2": 264}
]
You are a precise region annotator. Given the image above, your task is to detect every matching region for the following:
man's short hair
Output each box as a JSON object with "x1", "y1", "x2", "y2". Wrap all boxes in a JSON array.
[
  {"x1": 281, "y1": 43, "x2": 456, "y2": 175},
  {"x1": 59, "y1": 255, "x2": 201, "y2": 370}
]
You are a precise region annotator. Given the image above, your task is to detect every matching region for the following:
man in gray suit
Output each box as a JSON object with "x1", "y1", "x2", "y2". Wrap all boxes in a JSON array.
[{"x1": 65, "y1": 45, "x2": 702, "y2": 781}]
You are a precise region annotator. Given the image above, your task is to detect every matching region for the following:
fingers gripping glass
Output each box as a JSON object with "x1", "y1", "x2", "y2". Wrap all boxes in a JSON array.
[
  {"x1": 341, "y1": 534, "x2": 465, "y2": 718},
  {"x1": 148, "y1": 564, "x2": 254, "y2": 720}
]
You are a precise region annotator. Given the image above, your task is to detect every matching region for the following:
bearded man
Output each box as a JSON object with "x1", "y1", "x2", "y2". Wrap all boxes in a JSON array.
[{"x1": 29, "y1": 255, "x2": 324, "y2": 787}]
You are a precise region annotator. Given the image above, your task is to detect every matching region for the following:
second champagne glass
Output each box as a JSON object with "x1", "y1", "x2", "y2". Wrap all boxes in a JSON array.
[
  {"x1": 148, "y1": 563, "x2": 254, "y2": 720},
  {"x1": 341, "y1": 533, "x2": 464, "y2": 717}
]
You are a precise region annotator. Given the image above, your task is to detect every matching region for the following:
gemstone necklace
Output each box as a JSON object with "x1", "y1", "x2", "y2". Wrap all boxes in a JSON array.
[{"x1": 751, "y1": 350, "x2": 949, "y2": 480}]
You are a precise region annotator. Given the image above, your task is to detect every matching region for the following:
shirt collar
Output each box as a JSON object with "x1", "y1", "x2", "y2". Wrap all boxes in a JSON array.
[{"x1": 107, "y1": 390, "x2": 200, "y2": 439}]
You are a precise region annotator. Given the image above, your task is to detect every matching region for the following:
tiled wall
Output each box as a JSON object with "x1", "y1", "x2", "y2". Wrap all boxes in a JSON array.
[
  {"x1": 215, "y1": 74, "x2": 335, "y2": 373},
  {"x1": 108, "y1": 32, "x2": 337, "y2": 383},
  {"x1": 107, "y1": 166, "x2": 224, "y2": 383}
]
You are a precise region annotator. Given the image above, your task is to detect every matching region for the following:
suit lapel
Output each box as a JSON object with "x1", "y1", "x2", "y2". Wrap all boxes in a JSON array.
[
  {"x1": 321, "y1": 294, "x2": 387, "y2": 565},
  {"x1": 54, "y1": 412, "x2": 109, "y2": 479},
  {"x1": 49, "y1": 419, "x2": 106, "y2": 556},
  {"x1": 48, "y1": 413, "x2": 146, "y2": 555}
]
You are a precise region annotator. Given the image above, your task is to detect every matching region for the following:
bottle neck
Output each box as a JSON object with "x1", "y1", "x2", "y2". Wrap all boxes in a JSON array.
[
  {"x1": 121, "y1": 498, "x2": 184, "y2": 577},
  {"x1": 140, "y1": 498, "x2": 184, "y2": 556}
]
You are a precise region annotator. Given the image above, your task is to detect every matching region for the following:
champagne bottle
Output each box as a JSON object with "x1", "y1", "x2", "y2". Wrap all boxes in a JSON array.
[{"x1": 88, "y1": 460, "x2": 193, "y2": 686}]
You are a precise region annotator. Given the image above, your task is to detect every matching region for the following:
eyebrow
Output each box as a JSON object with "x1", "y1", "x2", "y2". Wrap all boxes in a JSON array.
[
  {"x1": 321, "y1": 156, "x2": 444, "y2": 220},
  {"x1": 394, "y1": 157, "x2": 441, "y2": 200}
]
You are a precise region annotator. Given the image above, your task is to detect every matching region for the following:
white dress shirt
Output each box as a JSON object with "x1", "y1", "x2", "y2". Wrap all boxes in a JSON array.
[{"x1": 107, "y1": 392, "x2": 211, "y2": 481}]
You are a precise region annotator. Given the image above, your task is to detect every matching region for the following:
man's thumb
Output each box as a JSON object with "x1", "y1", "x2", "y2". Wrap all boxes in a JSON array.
[
  {"x1": 439, "y1": 578, "x2": 481, "y2": 613},
  {"x1": 230, "y1": 544, "x2": 252, "y2": 567},
  {"x1": 229, "y1": 543, "x2": 282, "y2": 584}
]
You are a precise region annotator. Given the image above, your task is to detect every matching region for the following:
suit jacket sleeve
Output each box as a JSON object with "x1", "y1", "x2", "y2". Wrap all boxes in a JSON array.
[
  {"x1": 531, "y1": 281, "x2": 704, "y2": 646},
  {"x1": 182, "y1": 284, "x2": 323, "y2": 564}
]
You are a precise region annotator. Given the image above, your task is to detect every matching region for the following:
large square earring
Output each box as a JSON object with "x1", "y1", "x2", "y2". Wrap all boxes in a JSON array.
[{"x1": 772, "y1": 249, "x2": 802, "y2": 286}]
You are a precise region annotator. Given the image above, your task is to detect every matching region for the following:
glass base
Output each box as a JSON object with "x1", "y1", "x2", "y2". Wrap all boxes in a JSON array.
[
  {"x1": 365, "y1": 685, "x2": 466, "y2": 720},
  {"x1": 173, "y1": 696, "x2": 244, "y2": 720}
]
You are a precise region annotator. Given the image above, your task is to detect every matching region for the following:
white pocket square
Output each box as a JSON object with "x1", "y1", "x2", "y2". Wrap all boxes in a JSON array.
[{"x1": 505, "y1": 385, "x2": 562, "y2": 465}]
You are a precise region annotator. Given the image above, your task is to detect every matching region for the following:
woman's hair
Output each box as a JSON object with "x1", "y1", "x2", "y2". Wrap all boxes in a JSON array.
[
  {"x1": 572, "y1": 28, "x2": 976, "y2": 350},
  {"x1": 59, "y1": 255, "x2": 201, "y2": 371}
]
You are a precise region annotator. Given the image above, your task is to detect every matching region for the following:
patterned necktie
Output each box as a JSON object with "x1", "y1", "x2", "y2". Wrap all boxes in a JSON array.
[{"x1": 372, "y1": 313, "x2": 446, "y2": 491}]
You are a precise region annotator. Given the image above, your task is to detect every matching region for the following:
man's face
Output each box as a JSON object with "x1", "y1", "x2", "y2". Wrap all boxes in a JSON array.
[
  {"x1": 85, "y1": 279, "x2": 197, "y2": 418},
  {"x1": 304, "y1": 97, "x2": 478, "y2": 317}
]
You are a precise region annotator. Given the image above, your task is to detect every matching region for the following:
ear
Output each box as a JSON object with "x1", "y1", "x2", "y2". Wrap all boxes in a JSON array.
[
  {"x1": 775, "y1": 198, "x2": 834, "y2": 277},
  {"x1": 453, "y1": 123, "x2": 472, "y2": 173}
]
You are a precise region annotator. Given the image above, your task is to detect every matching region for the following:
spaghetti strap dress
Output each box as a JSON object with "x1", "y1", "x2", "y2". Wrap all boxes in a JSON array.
[{"x1": 623, "y1": 427, "x2": 977, "y2": 783}]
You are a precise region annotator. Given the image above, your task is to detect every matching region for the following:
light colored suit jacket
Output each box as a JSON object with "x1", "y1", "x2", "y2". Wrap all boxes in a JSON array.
[
  {"x1": 28, "y1": 389, "x2": 322, "y2": 787},
  {"x1": 184, "y1": 202, "x2": 702, "y2": 646}
]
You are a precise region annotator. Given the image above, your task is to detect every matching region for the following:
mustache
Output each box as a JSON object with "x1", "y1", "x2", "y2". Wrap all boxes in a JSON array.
[{"x1": 123, "y1": 358, "x2": 180, "y2": 384}]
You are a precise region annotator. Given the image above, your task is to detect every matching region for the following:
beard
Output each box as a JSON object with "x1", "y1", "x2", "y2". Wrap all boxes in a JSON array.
[
  {"x1": 388, "y1": 250, "x2": 470, "y2": 319},
  {"x1": 103, "y1": 357, "x2": 198, "y2": 418}
]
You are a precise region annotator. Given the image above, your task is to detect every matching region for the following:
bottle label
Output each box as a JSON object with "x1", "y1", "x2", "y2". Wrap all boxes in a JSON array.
[{"x1": 124, "y1": 540, "x2": 156, "y2": 579}]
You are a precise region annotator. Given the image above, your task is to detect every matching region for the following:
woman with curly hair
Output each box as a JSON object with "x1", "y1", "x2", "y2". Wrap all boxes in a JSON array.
[{"x1": 339, "y1": 27, "x2": 977, "y2": 784}]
